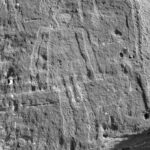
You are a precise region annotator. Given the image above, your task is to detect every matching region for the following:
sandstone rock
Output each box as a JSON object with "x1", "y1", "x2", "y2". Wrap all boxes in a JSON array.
[{"x1": 0, "y1": 0, "x2": 150, "y2": 149}]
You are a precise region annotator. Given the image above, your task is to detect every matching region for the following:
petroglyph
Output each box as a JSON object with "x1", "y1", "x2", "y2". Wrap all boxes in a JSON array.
[{"x1": 0, "y1": 0, "x2": 150, "y2": 150}]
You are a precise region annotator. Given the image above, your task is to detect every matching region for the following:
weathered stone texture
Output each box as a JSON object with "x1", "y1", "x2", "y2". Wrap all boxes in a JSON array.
[{"x1": 0, "y1": 0, "x2": 150, "y2": 149}]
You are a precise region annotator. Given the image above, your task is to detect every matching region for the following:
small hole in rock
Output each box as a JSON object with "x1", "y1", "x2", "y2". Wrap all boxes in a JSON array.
[
  {"x1": 87, "y1": 68, "x2": 94, "y2": 80},
  {"x1": 7, "y1": 67, "x2": 15, "y2": 78},
  {"x1": 120, "y1": 52, "x2": 123, "y2": 57},
  {"x1": 115, "y1": 29, "x2": 122, "y2": 36},
  {"x1": 103, "y1": 132, "x2": 108, "y2": 138},
  {"x1": 102, "y1": 1, "x2": 106, "y2": 5},
  {"x1": 31, "y1": 85, "x2": 36, "y2": 91},
  {"x1": 129, "y1": 55, "x2": 133, "y2": 59},
  {"x1": 144, "y1": 113, "x2": 149, "y2": 120}
]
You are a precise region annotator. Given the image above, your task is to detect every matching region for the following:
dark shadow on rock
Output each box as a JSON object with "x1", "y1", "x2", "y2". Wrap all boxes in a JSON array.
[{"x1": 111, "y1": 129, "x2": 150, "y2": 150}]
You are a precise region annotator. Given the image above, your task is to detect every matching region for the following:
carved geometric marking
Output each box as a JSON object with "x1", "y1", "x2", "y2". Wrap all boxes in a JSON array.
[
  {"x1": 47, "y1": 28, "x2": 97, "y2": 90},
  {"x1": 28, "y1": 23, "x2": 104, "y2": 95}
]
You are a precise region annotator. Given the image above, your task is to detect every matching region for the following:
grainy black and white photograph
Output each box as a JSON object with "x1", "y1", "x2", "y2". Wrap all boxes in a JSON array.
[{"x1": 0, "y1": 0, "x2": 150, "y2": 149}]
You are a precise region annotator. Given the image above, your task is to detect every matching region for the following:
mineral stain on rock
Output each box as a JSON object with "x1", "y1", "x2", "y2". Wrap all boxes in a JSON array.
[{"x1": 0, "y1": 0, "x2": 150, "y2": 149}]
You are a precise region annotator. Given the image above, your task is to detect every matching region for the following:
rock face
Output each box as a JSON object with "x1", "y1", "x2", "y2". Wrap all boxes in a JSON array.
[{"x1": 0, "y1": 0, "x2": 150, "y2": 149}]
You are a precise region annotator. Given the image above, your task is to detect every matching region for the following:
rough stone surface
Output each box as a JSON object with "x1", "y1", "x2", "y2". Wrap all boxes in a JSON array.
[{"x1": 0, "y1": 0, "x2": 150, "y2": 149}]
